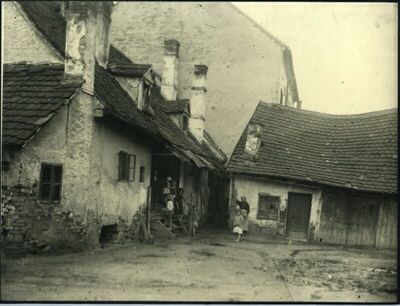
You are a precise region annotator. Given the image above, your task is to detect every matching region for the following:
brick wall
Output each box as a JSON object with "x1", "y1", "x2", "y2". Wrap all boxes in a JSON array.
[{"x1": 111, "y1": 2, "x2": 286, "y2": 155}]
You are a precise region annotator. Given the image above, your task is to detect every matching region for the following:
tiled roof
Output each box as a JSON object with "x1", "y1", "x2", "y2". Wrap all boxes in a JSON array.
[
  {"x1": 95, "y1": 66, "x2": 224, "y2": 166},
  {"x1": 12, "y1": 1, "x2": 225, "y2": 169},
  {"x1": 159, "y1": 99, "x2": 190, "y2": 114},
  {"x1": 18, "y1": 1, "x2": 133, "y2": 65},
  {"x1": 204, "y1": 130, "x2": 228, "y2": 162},
  {"x1": 227, "y1": 102, "x2": 398, "y2": 194},
  {"x1": 2, "y1": 64, "x2": 82, "y2": 146}
]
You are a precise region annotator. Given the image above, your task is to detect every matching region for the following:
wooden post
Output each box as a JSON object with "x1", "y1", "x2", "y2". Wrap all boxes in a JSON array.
[
  {"x1": 146, "y1": 185, "x2": 151, "y2": 237},
  {"x1": 189, "y1": 186, "x2": 193, "y2": 235}
]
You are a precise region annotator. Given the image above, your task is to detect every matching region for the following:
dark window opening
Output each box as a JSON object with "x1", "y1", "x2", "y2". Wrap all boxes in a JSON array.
[
  {"x1": 139, "y1": 166, "x2": 145, "y2": 183},
  {"x1": 118, "y1": 151, "x2": 135, "y2": 181},
  {"x1": 39, "y1": 163, "x2": 63, "y2": 203},
  {"x1": 257, "y1": 195, "x2": 280, "y2": 220},
  {"x1": 182, "y1": 115, "x2": 189, "y2": 131},
  {"x1": 99, "y1": 224, "x2": 119, "y2": 245}
]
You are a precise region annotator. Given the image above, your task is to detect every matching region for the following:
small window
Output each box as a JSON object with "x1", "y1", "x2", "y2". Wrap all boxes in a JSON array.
[
  {"x1": 257, "y1": 195, "x2": 280, "y2": 220},
  {"x1": 118, "y1": 151, "x2": 136, "y2": 181},
  {"x1": 39, "y1": 163, "x2": 63, "y2": 202},
  {"x1": 139, "y1": 166, "x2": 145, "y2": 183}
]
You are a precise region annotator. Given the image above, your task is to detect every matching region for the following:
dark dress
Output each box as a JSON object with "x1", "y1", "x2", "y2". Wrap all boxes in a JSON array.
[{"x1": 174, "y1": 194, "x2": 185, "y2": 215}]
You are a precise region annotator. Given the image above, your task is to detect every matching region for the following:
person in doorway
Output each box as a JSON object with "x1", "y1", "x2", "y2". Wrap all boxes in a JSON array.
[
  {"x1": 165, "y1": 192, "x2": 175, "y2": 230},
  {"x1": 238, "y1": 196, "x2": 250, "y2": 234},
  {"x1": 232, "y1": 209, "x2": 244, "y2": 242},
  {"x1": 163, "y1": 176, "x2": 172, "y2": 206},
  {"x1": 174, "y1": 188, "x2": 185, "y2": 215}
]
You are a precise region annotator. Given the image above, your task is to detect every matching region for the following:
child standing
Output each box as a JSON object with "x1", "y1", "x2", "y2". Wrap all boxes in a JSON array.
[
  {"x1": 165, "y1": 193, "x2": 175, "y2": 230},
  {"x1": 232, "y1": 209, "x2": 244, "y2": 242}
]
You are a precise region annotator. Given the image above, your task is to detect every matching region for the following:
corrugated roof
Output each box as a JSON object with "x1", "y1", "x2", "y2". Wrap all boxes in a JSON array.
[
  {"x1": 227, "y1": 102, "x2": 398, "y2": 194},
  {"x1": 2, "y1": 64, "x2": 82, "y2": 146}
]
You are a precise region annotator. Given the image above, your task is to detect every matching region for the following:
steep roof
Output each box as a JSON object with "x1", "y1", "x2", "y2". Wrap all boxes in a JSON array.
[
  {"x1": 2, "y1": 64, "x2": 82, "y2": 146},
  {"x1": 227, "y1": 102, "x2": 398, "y2": 194},
  {"x1": 9, "y1": 1, "x2": 225, "y2": 169},
  {"x1": 17, "y1": 1, "x2": 133, "y2": 65}
]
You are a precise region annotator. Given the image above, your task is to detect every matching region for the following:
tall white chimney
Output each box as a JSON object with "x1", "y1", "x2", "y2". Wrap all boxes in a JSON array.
[
  {"x1": 64, "y1": 2, "x2": 97, "y2": 93},
  {"x1": 95, "y1": 2, "x2": 113, "y2": 68},
  {"x1": 161, "y1": 39, "x2": 179, "y2": 101},
  {"x1": 189, "y1": 64, "x2": 208, "y2": 143},
  {"x1": 64, "y1": 2, "x2": 113, "y2": 92}
]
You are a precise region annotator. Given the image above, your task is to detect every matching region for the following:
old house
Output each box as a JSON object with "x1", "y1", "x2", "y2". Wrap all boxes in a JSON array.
[
  {"x1": 227, "y1": 102, "x2": 397, "y2": 249},
  {"x1": 110, "y1": 2, "x2": 301, "y2": 156},
  {"x1": 1, "y1": 1, "x2": 227, "y2": 255}
]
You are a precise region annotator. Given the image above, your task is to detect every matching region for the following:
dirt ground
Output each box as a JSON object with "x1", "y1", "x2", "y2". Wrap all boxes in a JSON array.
[{"x1": 0, "y1": 228, "x2": 397, "y2": 302}]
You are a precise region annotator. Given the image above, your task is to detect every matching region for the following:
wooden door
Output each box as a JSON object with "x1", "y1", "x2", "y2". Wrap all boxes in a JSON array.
[
  {"x1": 286, "y1": 192, "x2": 312, "y2": 240},
  {"x1": 345, "y1": 196, "x2": 379, "y2": 248}
]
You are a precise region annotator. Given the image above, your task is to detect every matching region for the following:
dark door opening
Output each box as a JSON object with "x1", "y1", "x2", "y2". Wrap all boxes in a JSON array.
[
  {"x1": 99, "y1": 224, "x2": 119, "y2": 245},
  {"x1": 150, "y1": 154, "x2": 181, "y2": 212},
  {"x1": 286, "y1": 192, "x2": 312, "y2": 240}
]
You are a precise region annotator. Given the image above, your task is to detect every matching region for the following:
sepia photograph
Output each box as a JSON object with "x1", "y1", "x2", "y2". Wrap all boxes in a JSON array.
[{"x1": 1, "y1": 1, "x2": 398, "y2": 303}]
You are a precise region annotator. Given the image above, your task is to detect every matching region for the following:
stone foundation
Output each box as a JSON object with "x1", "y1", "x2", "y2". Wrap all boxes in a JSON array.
[{"x1": 1, "y1": 185, "x2": 145, "y2": 257}]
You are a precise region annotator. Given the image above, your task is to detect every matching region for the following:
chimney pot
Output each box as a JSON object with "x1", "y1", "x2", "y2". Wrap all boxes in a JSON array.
[
  {"x1": 161, "y1": 39, "x2": 180, "y2": 101},
  {"x1": 189, "y1": 64, "x2": 208, "y2": 143}
]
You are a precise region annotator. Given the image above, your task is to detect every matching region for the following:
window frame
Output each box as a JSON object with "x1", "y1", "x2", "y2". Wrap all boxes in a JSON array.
[
  {"x1": 39, "y1": 163, "x2": 63, "y2": 203},
  {"x1": 257, "y1": 194, "x2": 280, "y2": 220},
  {"x1": 118, "y1": 151, "x2": 136, "y2": 182}
]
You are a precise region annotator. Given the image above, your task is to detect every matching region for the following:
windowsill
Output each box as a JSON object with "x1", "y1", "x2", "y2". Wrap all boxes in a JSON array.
[{"x1": 39, "y1": 200, "x2": 60, "y2": 204}]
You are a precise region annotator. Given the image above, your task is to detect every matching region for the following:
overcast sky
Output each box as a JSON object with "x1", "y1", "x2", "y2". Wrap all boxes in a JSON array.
[{"x1": 233, "y1": 2, "x2": 397, "y2": 115}]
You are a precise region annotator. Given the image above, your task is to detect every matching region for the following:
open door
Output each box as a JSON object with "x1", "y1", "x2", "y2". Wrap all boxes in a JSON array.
[{"x1": 286, "y1": 192, "x2": 312, "y2": 240}]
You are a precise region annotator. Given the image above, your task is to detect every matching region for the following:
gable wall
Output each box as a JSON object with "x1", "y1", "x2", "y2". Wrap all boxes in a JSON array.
[
  {"x1": 111, "y1": 2, "x2": 285, "y2": 155},
  {"x1": 2, "y1": 2, "x2": 62, "y2": 64}
]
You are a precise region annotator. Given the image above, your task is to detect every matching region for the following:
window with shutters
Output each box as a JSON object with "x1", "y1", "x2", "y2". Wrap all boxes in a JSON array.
[
  {"x1": 257, "y1": 194, "x2": 280, "y2": 220},
  {"x1": 118, "y1": 151, "x2": 136, "y2": 182},
  {"x1": 39, "y1": 163, "x2": 63, "y2": 203}
]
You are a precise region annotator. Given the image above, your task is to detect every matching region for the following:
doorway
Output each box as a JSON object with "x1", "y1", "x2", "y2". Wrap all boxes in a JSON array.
[{"x1": 286, "y1": 192, "x2": 312, "y2": 240}]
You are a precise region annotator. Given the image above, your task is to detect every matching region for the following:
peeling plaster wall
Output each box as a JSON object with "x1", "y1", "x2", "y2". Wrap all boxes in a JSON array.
[
  {"x1": 111, "y1": 2, "x2": 285, "y2": 155},
  {"x1": 2, "y1": 90, "x2": 98, "y2": 248},
  {"x1": 2, "y1": 2, "x2": 62, "y2": 63},
  {"x1": 87, "y1": 118, "x2": 153, "y2": 243},
  {"x1": 2, "y1": 91, "x2": 95, "y2": 218},
  {"x1": 2, "y1": 107, "x2": 68, "y2": 189},
  {"x1": 232, "y1": 175, "x2": 322, "y2": 237}
]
